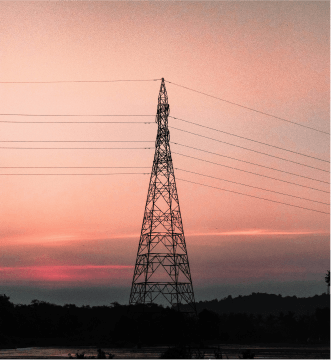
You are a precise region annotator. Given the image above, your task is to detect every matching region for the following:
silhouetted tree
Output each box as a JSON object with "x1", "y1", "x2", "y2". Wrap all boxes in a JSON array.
[
  {"x1": 0, "y1": 297, "x2": 16, "y2": 348},
  {"x1": 325, "y1": 270, "x2": 330, "y2": 294}
]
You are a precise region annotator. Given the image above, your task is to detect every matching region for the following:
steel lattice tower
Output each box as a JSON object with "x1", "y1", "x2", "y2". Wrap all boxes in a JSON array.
[{"x1": 129, "y1": 78, "x2": 196, "y2": 313}]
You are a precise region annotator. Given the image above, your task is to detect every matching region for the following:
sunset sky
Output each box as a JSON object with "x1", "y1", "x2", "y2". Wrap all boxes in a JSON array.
[{"x1": 0, "y1": 1, "x2": 329, "y2": 305}]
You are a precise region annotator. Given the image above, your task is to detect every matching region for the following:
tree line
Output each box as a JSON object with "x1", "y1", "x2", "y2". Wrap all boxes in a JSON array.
[{"x1": 0, "y1": 293, "x2": 329, "y2": 349}]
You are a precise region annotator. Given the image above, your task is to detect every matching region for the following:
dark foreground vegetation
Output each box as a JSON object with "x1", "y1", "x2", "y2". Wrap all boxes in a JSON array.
[{"x1": 0, "y1": 293, "x2": 329, "y2": 352}]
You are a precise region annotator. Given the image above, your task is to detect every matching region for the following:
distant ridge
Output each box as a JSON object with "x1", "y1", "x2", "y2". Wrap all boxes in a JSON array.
[{"x1": 182, "y1": 293, "x2": 330, "y2": 315}]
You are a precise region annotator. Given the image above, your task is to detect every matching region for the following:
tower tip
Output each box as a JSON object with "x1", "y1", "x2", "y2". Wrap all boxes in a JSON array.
[{"x1": 161, "y1": 78, "x2": 164, "y2": 82}]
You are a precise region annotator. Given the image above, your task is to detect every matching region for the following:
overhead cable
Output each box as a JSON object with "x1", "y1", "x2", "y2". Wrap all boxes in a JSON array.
[
  {"x1": 0, "y1": 114, "x2": 156, "y2": 124},
  {"x1": 0, "y1": 172, "x2": 149, "y2": 175},
  {"x1": 173, "y1": 152, "x2": 329, "y2": 194},
  {"x1": 1, "y1": 121, "x2": 154, "y2": 124},
  {"x1": 0, "y1": 166, "x2": 150, "y2": 169},
  {"x1": 0, "y1": 79, "x2": 161, "y2": 84},
  {"x1": 177, "y1": 178, "x2": 329, "y2": 214},
  {"x1": 0, "y1": 114, "x2": 155, "y2": 117},
  {"x1": 170, "y1": 127, "x2": 330, "y2": 166},
  {"x1": 175, "y1": 168, "x2": 329, "y2": 205},
  {"x1": 166, "y1": 81, "x2": 330, "y2": 135},
  {"x1": 1, "y1": 141, "x2": 154, "y2": 143},
  {"x1": 172, "y1": 143, "x2": 329, "y2": 179},
  {"x1": 170, "y1": 116, "x2": 329, "y2": 162},
  {"x1": 0, "y1": 147, "x2": 153, "y2": 150}
]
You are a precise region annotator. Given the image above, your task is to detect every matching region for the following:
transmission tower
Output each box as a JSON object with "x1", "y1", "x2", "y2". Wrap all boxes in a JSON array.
[{"x1": 129, "y1": 78, "x2": 196, "y2": 313}]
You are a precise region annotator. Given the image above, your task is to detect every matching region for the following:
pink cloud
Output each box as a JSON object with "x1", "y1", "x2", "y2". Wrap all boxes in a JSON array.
[
  {"x1": 0, "y1": 265, "x2": 134, "y2": 286},
  {"x1": 186, "y1": 229, "x2": 329, "y2": 237}
]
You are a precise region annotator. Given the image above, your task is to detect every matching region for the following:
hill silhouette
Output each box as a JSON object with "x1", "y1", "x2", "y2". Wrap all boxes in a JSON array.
[{"x1": 185, "y1": 292, "x2": 330, "y2": 316}]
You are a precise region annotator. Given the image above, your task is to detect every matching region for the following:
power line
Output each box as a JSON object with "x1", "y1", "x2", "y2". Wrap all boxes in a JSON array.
[
  {"x1": 0, "y1": 114, "x2": 156, "y2": 124},
  {"x1": 3, "y1": 111, "x2": 329, "y2": 164},
  {"x1": 173, "y1": 152, "x2": 330, "y2": 194},
  {"x1": 0, "y1": 166, "x2": 150, "y2": 169},
  {"x1": 177, "y1": 178, "x2": 330, "y2": 215},
  {"x1": 175, "y1": 168, "x2": 329, "y2": 205},
  {"x1": 0, "y1": 114, "x2": 155, "y2": 117},
  {"x1": 170, "y1": 127, "x2": 330, "y2": 166},
  {"x1": 166, "y1": 81, "x2": 330, "y2": 135},
  {"x1": 0, "y1": 172, "x2": 149, "y2": 175},
  {"x1": 172, "y1": 143, "x2": 330, "y2": 180},
  {"x1": 0, "y1": 147, "x2": 153, "y2": 150},
  {"x1": 0, "y1": 121, "x2": 154, "y2": 124},
  {"x1": 0, "y1": 79, "x2": 161, "y2": 84},
  {"x1": 0, "y1": 141, "x2": 154, "y2": 143},
  {"x1": 170, "y1": 116, "x2": 329, "y2": 162}
]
